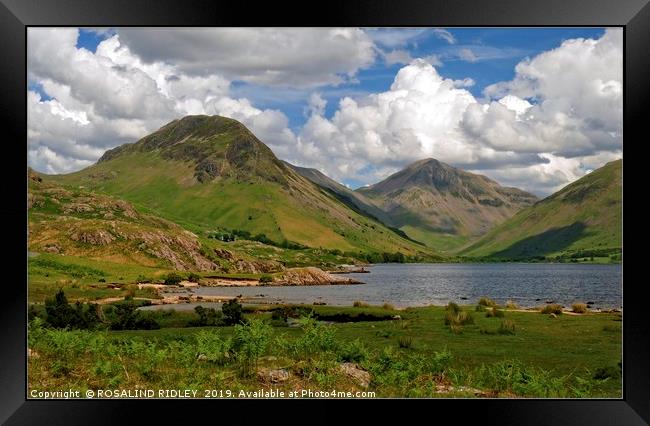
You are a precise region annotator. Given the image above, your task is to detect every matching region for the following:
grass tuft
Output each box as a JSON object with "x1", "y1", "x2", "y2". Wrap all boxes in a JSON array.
[
  {"x1": 505, "y1": 300, "x2": 519, "y2": 310},
  {"x1": 498, "y1": 319, "x2": 516, "y2": 335},
  {"x1": 572, "y1": 303, "x2": 588, "y2": 314},
  {"x1": 541, "y1": 304, "x2": 563, "y2": 315},
  {"x1": 478, "y1": 297, "x2": 498, "y2": 308},
  {"x1": 397, "y1": 336, "x2": 413, "y2": 349},
  {"x1": 486, "y1": 307, "x2": 505, "y2": 318}
]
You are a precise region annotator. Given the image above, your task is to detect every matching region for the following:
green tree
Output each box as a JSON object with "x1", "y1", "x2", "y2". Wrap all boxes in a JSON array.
[{"x1": 222, "y1": 298, "x2": 244, "y2": 325}]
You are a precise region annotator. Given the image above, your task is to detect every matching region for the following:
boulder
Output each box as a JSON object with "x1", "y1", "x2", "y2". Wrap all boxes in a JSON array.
[
  {"x1": 257, "y1": 368, "x2": 290, "y2": 383},
  {"x1": 339, "y1": 362, "x2": 371, "y2": 388}
]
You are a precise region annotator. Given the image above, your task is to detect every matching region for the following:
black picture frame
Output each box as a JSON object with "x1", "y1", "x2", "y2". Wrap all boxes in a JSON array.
[{"x1": 2, "y1": 0, "x2": 647, "y2": 423}]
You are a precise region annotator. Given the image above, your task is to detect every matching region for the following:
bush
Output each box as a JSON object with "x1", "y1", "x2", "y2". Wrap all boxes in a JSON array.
[
  {"x1": 191, "y1": 305, "x2": 223, "y2": 326},
  {"x1": 475, "y1": 304, "x2": 487, "y2": 312},
  {"x1": 107, "y1": 300, "x2": 160, "y2": 330},
  {"x1": 196, "y1": 330, "x2": 232, "y2": 364},
  {"x1": 222, "y1": 298, "x2": 244, "y2": 325},
  {"x1": 572, "y1": 303, "x2": 588, "y2": 314},
  {"x1": 187, "y1": 272, "x2": 201, "y2": 283},
  {"x1": 232, "y1": 319, "x2": 272, "y2": 376},
  {"x1": 353, "y1": 300, "x2": 370, "y2": 308},
  {"x1": 498, "y1": 319, "x2": 516, "y2": 335},
  {"x1": 382, "y1": 303, "x2": 395, "y2": 310},
  {"x1": 478, "y1": 297, "x2": 498, "y2": 307},
  {"x1": 486, "y1": 307, "x2": 505, "y2": 318},
  {"x1": 289, "y1": 315, "x2": 338, "y2": 357},
  {"x1": 164, "y1": 272, "x2": 183, "y2": 286},
  {"x1": 337, "y1": 339, "x2": 369, "y2": 362},
  {"x1": 259, "y1": 274, "x2": 273, "y2": 284},
  {"x1": 541, "y1": 304, "x2": 563, "y2": 315},
  {"x1": 44, "y1": 289, "x2": 103, "y2": 330}
]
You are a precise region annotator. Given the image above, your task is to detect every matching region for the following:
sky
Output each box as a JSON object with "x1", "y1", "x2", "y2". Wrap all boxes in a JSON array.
[{"x1": 27, "y1": 27, "x2": 623, "y2": 196}]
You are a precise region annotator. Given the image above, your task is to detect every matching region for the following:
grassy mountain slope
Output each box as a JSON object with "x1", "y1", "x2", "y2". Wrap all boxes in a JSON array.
[
  {"x1": 357, "y1": 158, "x2": 538, "y2": 252},
  {"x1": 48, "y1": 115, "x2": 437, "y2": 258},
  {"x1": 460, "y1": 160, "x2": 622, "y2": 259}
]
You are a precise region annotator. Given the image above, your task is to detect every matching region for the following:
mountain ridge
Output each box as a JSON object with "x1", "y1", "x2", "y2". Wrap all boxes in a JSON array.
[
  {"x1": 460, "y1": 159, "x2": 622, "y2": 259},
  {"x1": 355, "y1": 157, "x2": 538, "y2": 251},
  {"x1": 48, "y1": 115, "x2": 438, "y2": 259}
]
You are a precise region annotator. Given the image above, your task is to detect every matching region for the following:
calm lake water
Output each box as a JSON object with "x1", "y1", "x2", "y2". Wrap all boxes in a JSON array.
[{"x1": 142, "y1": 263, "x2": 622, "y2": 311}]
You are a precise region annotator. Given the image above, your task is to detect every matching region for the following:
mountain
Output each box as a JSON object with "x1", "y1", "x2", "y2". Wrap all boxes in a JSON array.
[
  {"x1": 460, "y1": 159, "x2": 622, "y2": 259},
  {"x1": 283, "y1": 162, "x2": 394, "y2": 227},
  {"x1": 48, "y1": 115, "x2": 437, "y2": 259},
  {"x1": 356, "y1": 158, "x2": 538, "y2": 251}
]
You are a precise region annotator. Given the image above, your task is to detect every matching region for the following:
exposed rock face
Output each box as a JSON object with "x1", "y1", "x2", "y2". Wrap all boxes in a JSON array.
[
  {"x1": 277, "y1": 267, "x2": 362, "y2": 285},
  {"x1": 339, "y1": 363, "x2": 371, "y2": 388},
  {"x1": 212, "y1": 248, "x2": 284, "y2": 273},
  {"x1": 231, "y1": 259, "x2": 283, "y2": 274},
  {"x1": 69, "y1": 229, "x2": 116, "y2": 245},
  {"x1": 29, "y1": 178, "x2": 220, "y2": 271}
]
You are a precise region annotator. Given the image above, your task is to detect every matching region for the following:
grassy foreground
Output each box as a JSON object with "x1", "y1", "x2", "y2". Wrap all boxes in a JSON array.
[{"x1": 28, "y1": 304, "x2": 622, "y2": 398}]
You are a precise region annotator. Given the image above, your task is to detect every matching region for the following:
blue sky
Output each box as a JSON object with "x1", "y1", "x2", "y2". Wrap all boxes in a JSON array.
[
  {"x1": 28, "y1": 27, "x2": 621, "y2": 195},
  {"x1": 74, "y1": 27, "x2": 606, "y2": 133}
]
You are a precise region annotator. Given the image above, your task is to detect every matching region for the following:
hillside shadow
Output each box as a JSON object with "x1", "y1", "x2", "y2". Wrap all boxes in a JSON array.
[{"x1": 492, "y1": 222, "x2": 588, "y2": 258}]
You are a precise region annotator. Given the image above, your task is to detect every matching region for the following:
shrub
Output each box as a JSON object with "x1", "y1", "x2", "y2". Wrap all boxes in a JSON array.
[
  {"x1": 505, "y1": 300, "x2": 519, "y2": 310},
  {"x1": 382, "y1": 302, "x2": 395, "y2": 310},
  {"x1": 232, "y1": 319, "x2": 272, "y2": 376},
  {"x1": 259, "y1": 274, "x2": 273, "y2": 284},
  {"x1": 290, "y1": 315, "x2": 338, "y2": 357},
  {"x1": 478, "y1": 297, "x2": 498, "y2": 307},
  {"x1": 98, "y1": 278, "x2": 106, "y2": 283},
  {"x1": 498, "y1": 319, "x2": 516, "y2": 335},
  {"x1": 196, "y1": 330, "x2": 232, "y2": 364},
  {"x1": 187, "y1": 272, "x2": 201, "y2": 283},
  {"x1": 191, "y1": 305, "x2": 223, "y2": 326},
  {"x1": 163, "y1": 272, "x2": 183, "y2": 286},
  {"x1": 541, "y1": 304, "x2": 563, "y2": 315},
  {"x1": 222, "y1": 298, "x2": 244, "y2": 325},
  {"x1": 337, "y1": 339, "x2": 369, "y2": 362},
  {"x1": 353, "y1": 300, "x2": 370, "y2": 308},
  {"x1": 572, "y1": 303, "x2": 588, "y2": 314},
  {"x1": 486, "y1": 307, "x2": 505, "y2": 318},
  {"x1": 44, "y1": 289, "x2": 103, "y2": 330},
  {"x1": 475, "y1": 304, "x2": 487, "y2": 312},
  {"x1": 107, "y1": 300, "x2": 159, "y2": 330}
]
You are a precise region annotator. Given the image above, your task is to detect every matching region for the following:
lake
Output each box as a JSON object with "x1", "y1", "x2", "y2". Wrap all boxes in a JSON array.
[{"x1": 142, "y1": 263, "x2": 622, "y2": 311}]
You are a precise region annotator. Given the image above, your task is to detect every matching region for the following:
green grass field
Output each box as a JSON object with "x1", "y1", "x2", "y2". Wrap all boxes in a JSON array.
[{"x1": 28, "y1": 303, "x2": 622, "y2": 398}]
